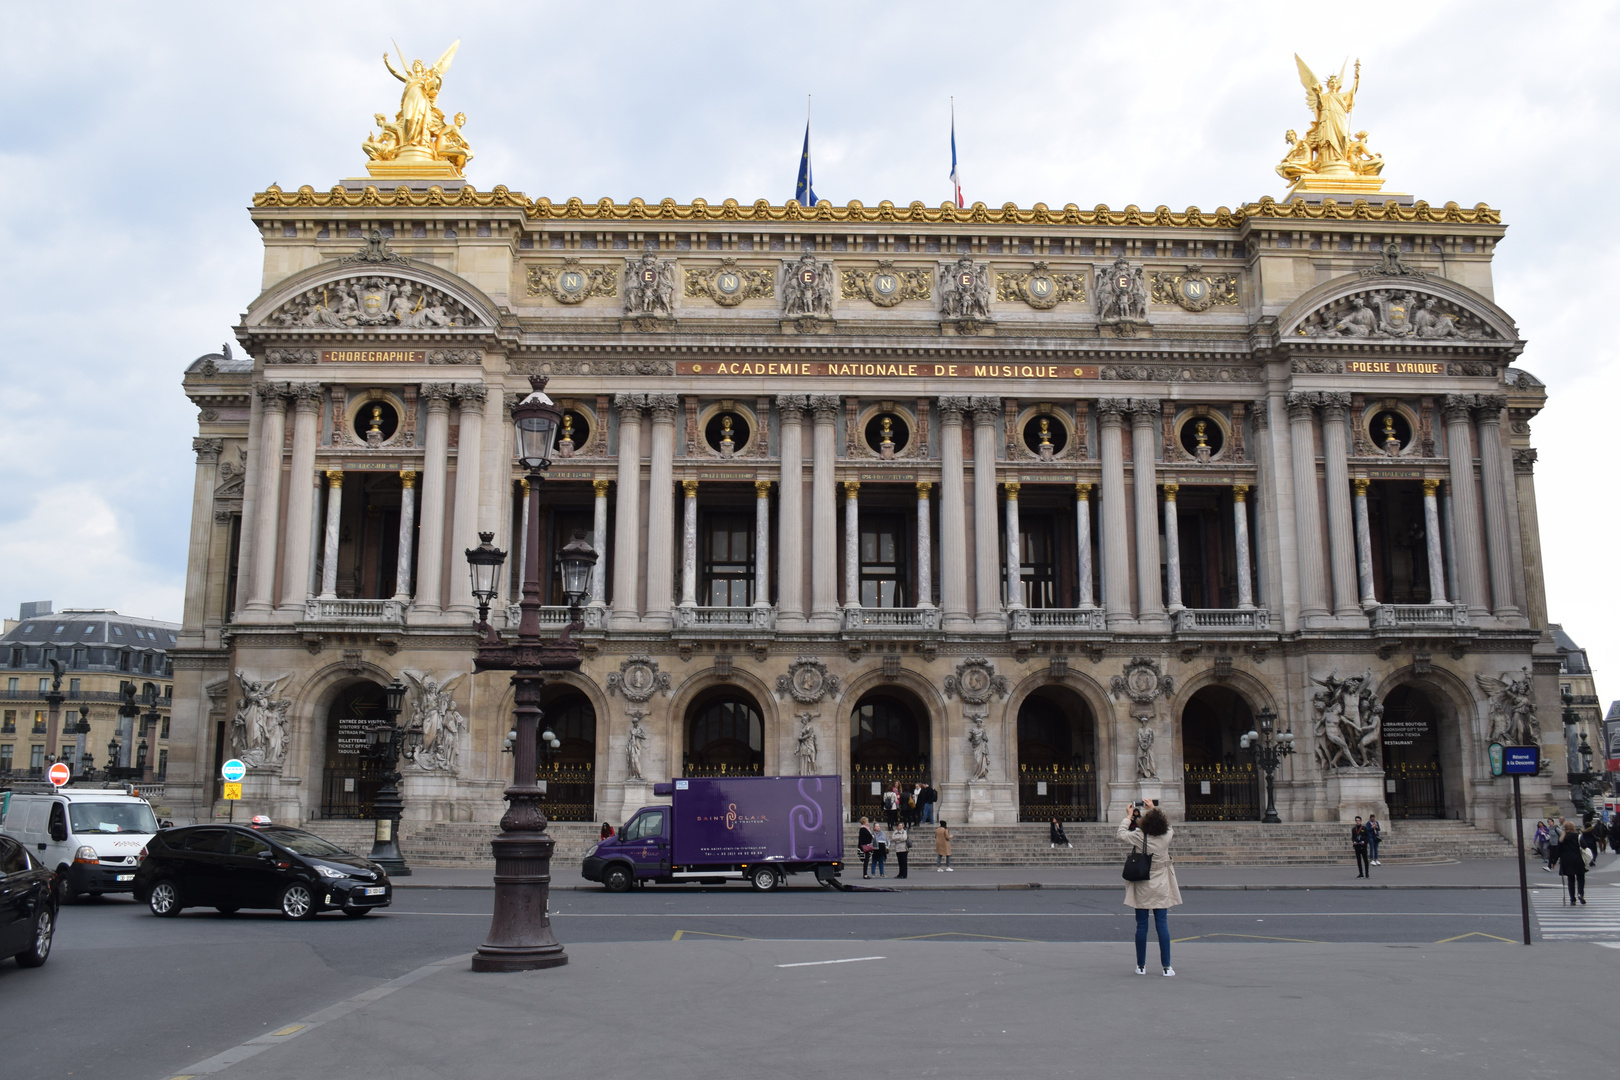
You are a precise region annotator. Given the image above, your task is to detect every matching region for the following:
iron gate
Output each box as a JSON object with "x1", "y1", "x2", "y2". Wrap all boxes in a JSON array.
[
  {"x1": 1385, "y1": 761, "x2": 1445, "y2": 819},
  {"x1": 1018, "y1": 763, "x2": 1098, "y2": 821},
  {"x1": 536, "y1": 762, "x2": 595, "y2": 822},
  {"x1": 1183, "y1": 763, "x2": 1261, "y2": 821}
]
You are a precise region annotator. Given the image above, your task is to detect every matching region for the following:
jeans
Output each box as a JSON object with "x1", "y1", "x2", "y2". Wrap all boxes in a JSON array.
[
  {"x1": 873, "y1": 850, "x2": 887, "y2": 876},
  {"x1": 921, "y1": 803, "x2": 935, "y2": 823},
  {"x1": 1368, "y1": 837, "x2": 1380, "y2": 861},
  {"x1": 1134, "y1": 908, "x2": 1170, "y2": 968},
  {"x1": 936, "y1": 853, "x2": 951, "y2": 867}
]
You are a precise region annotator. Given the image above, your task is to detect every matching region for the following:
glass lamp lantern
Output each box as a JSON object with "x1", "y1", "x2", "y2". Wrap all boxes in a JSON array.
[
  {"x1": 557, "y1": 530, "x2": 598, "y2": 608},
  {"x1": 512, "y1": 375, "x2": 563, "y2": 471},
  {"x1": 465, "y1": 532, "x2": 507, "y2": 618},
  {"x1": 384, "y1": 679, "x2": 407, "y2": 720}
]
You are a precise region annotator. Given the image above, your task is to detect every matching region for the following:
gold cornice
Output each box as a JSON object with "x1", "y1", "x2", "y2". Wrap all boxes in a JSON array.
[{"x1": 252, "y1": 186, "x2": 1500, "y2": 228}]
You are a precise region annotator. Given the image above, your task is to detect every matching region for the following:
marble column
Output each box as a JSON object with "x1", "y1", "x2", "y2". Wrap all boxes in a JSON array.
[
  {"x1": 1075, "y1": 482, "x2": 1094, "y2": 608},
  {"x1": 394, "y1": 470, "x2": 417, "y2": 599},
  {"x1": 1441, "y1": 395, "x2": 1490, "y2": 616},
  {"x1": 970, "y1": 397, "x2": 1004, "y2": 628},
  {"x1": 843, "y1": 480, "x2": 861, "y2": 609},
  {"x1": 643, "y1": 394, "x2": 679, "y2": 627},
  {"x1": 1352, "y1": 478, "x2": 1376, "y2": 608},
  {"x1": 243, "y1": 382, "x2": 287, "y2": 615},
  {"x1": 414, "y1": 383, "x2": 455, "y2": 614},
  {"x1": 319, "y1": 470, "x2": 343, "y2": 598},
  {"x1": 610, "y1": 394, "x2": 644, "y2": 626},
  {"x1": 938, "y1": 397, "x2": 972, "y2": 630},
  {"x1": 1474, "y1": 395, "x2": 1520, "y2": 617},
  {"x1": 305, "y1": 472, "x2": 324, "y2": 600},
  {"x1": 1129, "y1": 399, "x2": 1166, "y2": 627},
  {"x1": 590, "y1": 478, "x2": 609, "y2": 606},
  {"x1": 1286, "y1": 392, "x2": 1330, "y2": 620},
  {"x1": 1162, "y1": 483, "x2": 1182, "y2": 613},
  {"x1": 1232, "y1": 484, "x2": 1254, "y2": 609},
  {"x1": 915, "y1": 482, "x2": 933, "y2": 607},
  {"x1": 680, "y1": 479, "x2": 699, "y2": 609},
  {"x1": 447, "y1": 385, "x2": 486, "y2": 616},
  {"x1": 754, "y1": 480, "x2": 771, "y2": 609},
  {"x1": 1421, "y1": 479, "x2": 1448, "y2": 605},
  {"x1": 1442, "y1": 483, "x2": 1460, "y2": 608},
  {"x1": 515, "y1": 479, "x2": 531, "y2": 605},
  {"x1": 1097, "y1": 400, "x2": 1131, "y2": 627},
  {"x1": 809, "y1": 395, "x2": 841, "y2": 626},
  {"x1": 1319, "y1": 393, "x2": 1360, "y2": 617},
  {"x1": 775, "y1": 396, "x2": 806, "y2": 628},
  {"x1": 182, "y1": 438, "x2": 223, "y2": 628},
  {"x1": 1004, "y1": 482, "x2": 1023, "y2": 609},
  {"x1": 278, "y1": 384, "x2": 323, "y2": 610}
]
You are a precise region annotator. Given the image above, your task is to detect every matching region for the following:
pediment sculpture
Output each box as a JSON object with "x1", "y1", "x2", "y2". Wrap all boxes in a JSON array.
[
  {"x1": 1294, "y1": 289, "x2": 1491, "y2": 340},
  {"x1": 266, "y1": 274, "x2": 479, "y2": 329}
]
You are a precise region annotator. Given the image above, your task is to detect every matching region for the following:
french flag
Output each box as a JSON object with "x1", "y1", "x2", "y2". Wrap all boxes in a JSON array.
[{"x1": 949, "y1": 107, "x2": 964, "y2": 208}]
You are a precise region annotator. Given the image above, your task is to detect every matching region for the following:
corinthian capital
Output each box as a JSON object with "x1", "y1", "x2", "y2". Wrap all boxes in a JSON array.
[
  {"x1": 775, "y1": 394, "x2": 807, "y2": 421},
  {"x1": 454, "y1": 383, "x2": 488, "y2": 406},
  {"x1": 647, "y1": 393, "x2": 680, "y2": 421},
  {"x1": 192, "y1": 437, "x2": 224, "y2": 462},
  {"x1": 1286, "y1": 390, "x2": 1319, "y2": 422},
  {"x1": 969, "y1": 396, "x2": 1001, "y2": 424},
  {"x1": 420, "y1": 382, "x2": 457, "y2": 409},
  {"x1": 1127, "y1": 397, "x2": 1161, "y2": 422},
  {"x1": 1319, "y1": 391, "x2": 1352, "y2": 415},
  {"x1": 1095, "y1": 397, "x2": 1130, "y2": 422},
  {"x1": 613, "y1": 392, "x2": 646, "y2": 418},
  {"x1": 936, "y1": 396, "x2": 971, "y2": 423},
  {"x1": 1441, "y1": 393, "x2": 1474, "y2": 424},
  {"x1": 253, "y1": 380, "x2": 288, "y2": 406},
  {"x1": 1475, "y1": 393, "x2": 1507, "y2": 416},
  {"x1": 808, "y1": 395, "x2": 841, "y2": 422}
]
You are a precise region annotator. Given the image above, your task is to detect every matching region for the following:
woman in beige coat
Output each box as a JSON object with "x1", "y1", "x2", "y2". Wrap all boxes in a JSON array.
[
  {"x1": 934, "y1": 820, "x2": 953, "y2": 871},
  {"x1": 1118, "y1": 802, "x2": 1182, "y2": 976}
]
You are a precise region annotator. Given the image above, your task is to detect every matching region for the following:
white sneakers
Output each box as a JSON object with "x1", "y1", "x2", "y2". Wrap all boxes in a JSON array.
[
  {"x1": 1162, "y1": 966, "x2": 1176, "y2": 977},
  {"x1": 937, "y1": 867, "x2": 944, "y2": 872},
  {"x1": 1134, "y1": 965, "x2": 1146, "y2": 975},
  {"x1": 946, "y1": 866, "x2": 954, "y2": 871}
]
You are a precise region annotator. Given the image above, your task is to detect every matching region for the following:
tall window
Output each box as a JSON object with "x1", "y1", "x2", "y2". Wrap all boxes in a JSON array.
[
  {"x1": 1, "y1": 711, "x2": 14, "y2": 732},
  {"x1": 701, "y1": 513, "x2": 754, "y2": 606},
  {"x1": 0, "y1": 745, "x2": 12, "y2": 770},
  {"x1": 1018, "y1": 515, "x2": 1058, "y2": 608},
  {"x1": 686, "y1": 696, "x2": 763, "y2": 773},
  {"x1": 29, "y1": 745, "x2": 44, "y2": 770},
  {"x1": 859, "y1": 514, "x2": 908, "y2": 607}
]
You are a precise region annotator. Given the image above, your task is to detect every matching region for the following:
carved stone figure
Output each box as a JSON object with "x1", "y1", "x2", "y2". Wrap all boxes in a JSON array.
[
  {"x1": 777, "y1": 657, "x2": 841, "y2": 704},
  {"x1": 795, "y1": 712, "x2": 819, "y2": 775},
  {"x1": 1411, "y1": 298, "x2": 1461, "y2": 339},
  {"x1": 1333, "y1": 297, "x2": 1377, "y2": 337},
  {"x1": 944, "y1": 657, "x2": 1009, "y2": 706},
  {"x1": 1299, "y1": 286, "x2": 1489, "y2": 341},
  {"x1": 1310, "y1": 670, "x2": 1383, "y2": 769},
  {"x1": 266, "y1": 274, "x2": 475, "y2": 329},
  {"x1": 938, "y1": 255, "x2": 992, "y2": 320},
  {"x1": 232, "y1": 670, "x2": 292, "y2": 770},
  {"x1": 623, "y1": 253, "x2": 675, "y2": 316},
  {"x1": 1478, "y1": 669, "x2": 1539, "y2": 745},
  {"x1": 966, "y1": 714, "x2": 991, "y2": 780},
  {"x1": 781, "y1": 253, "x2": 835, "y2": 317},
  {"x1": 402, "y1": 671, "x2": 465, "y2": 772},
  {"x1": 1136, "y1": 722, "x2": 1157, "y2": 779},
  {"x1": 606, "y1": 654, "x2": 672, "y2": 702},
  {"x1": 1094, "y1": 256, "x2": 1148, "y2": 322},
  {"x1": 1110, "y1": 657, "x2": 1174, "y2": 717},
  {"x1": 626, "y1": 712, "x2": 648, "y2": 781}
]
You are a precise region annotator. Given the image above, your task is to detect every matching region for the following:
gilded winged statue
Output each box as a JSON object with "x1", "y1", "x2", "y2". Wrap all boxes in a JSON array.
[
  {"x1": 1276, "y1": 55, "x2": 1383, "y2": 190},
  {"x1": 362, "y1": 41, "x2": 474, "y2": 177}
]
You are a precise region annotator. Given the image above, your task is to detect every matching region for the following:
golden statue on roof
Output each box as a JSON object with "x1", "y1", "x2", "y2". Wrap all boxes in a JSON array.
[
  {"x1": 1276, "y1": 55, "x2": 1386, "y2": 196},
  {"x1": 361, "y1": 40, "x2": 474, "y2": 180}
]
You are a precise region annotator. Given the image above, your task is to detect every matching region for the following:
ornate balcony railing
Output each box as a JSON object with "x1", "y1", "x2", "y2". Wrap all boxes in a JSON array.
[
  {"x1": 1370, "y1": 604, "x2": 1468, "y2": 629},
  {"x1": 842, "y1": 606, "x2": 943, "y2": 632},
  {"x1": 303, "y1": 598, "x2": 404, "y2": 624},
  {"x1": 1173, "y1": 607, "x2": 1272, "y2": 632},
  {"x1": 674, "y1": 605, "x2": 777, "y2": 631},
  {"x1": 501, "y1": 604, "x2": 605, "y2": 630},
  {"x1": 1010, "y1": 607, "x2": 1107, "y2": 632}
]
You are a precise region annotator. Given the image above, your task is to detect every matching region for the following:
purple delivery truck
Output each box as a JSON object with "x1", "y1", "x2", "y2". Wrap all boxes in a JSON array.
[{"x1": 581, "y1": 775, "x2": 844, "y2": 892}]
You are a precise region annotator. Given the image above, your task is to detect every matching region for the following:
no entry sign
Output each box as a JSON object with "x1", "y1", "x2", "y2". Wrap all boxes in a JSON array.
[{"x1": 47, "y1": 762, "x2": 71, "y2": 787}]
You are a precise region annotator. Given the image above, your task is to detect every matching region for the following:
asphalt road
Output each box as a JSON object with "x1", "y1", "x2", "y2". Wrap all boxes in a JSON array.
[{"x1": 0, "y1": 882, "x2": 1587, "y2": 1080}]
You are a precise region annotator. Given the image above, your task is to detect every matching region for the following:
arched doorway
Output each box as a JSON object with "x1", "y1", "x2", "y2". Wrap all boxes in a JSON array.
[
  {"x1": 683, "y1": 689, "x2": 764, "y2": 777},
  {"x1": 1181, "y1": 686, "x2": 1260, "y2": 821},
  {"x1": 1016, "y1": 688, "x2": 1098, "y2": 821},
  {"x1": 849, "y1": 691, "x2": 930, "y2": 816},
  {"x1": 320, "y1": 681, "x2": 386, "y2": 818},
  {"x1": 1381, "y1": 685, "x2": 1447, "y2": 819},
  {"x1": 538, "y1": 688, "x2": 596, "y2": 822}
]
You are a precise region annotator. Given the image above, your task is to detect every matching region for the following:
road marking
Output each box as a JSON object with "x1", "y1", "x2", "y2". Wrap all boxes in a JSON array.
[
  {"x1": 1178, "y1": 932, "x2": 1325, "y2": 944},
  {"x1": 890, "y1": 931, "x2": 1038, "y2": 942},
  {"x1": 269, "y1": 1025, "x2": 306, "y2": 1036},
  {"x1": 525, "y1": 910, "x2": 1522, "y2": 919},
  {"x1": 1530, "y1": 887, "x2": 1620, "y2": 942},
  {"x1": 776, "y1": 956, "x2": 887, "y2": 967},
  {"x1": 671, "y1": 930, "x2": 750, "y2": 941},
  {"x1": 1434, "y1": 932, "x2": 1515, "y2": 943}
]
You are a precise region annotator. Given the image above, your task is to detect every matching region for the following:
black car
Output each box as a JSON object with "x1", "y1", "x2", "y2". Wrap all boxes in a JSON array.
[
  {"x1": 133, "y1": 824, "x2": 391, "y2": 920},
  {"x1": 0, "y1": 834, "x2": 56, "y2": 967}
]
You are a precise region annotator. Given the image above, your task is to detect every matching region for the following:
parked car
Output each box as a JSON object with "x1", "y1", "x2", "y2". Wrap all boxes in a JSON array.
[
  {"x1": 0, "y1": 834, "x2": 57, "y2": 967},
  {"x1": 1, "y1": 789, "x2": 160, "y2": 902},
  {"x1": 133, "y1": 824, "x2": 391, "y2": 920}
]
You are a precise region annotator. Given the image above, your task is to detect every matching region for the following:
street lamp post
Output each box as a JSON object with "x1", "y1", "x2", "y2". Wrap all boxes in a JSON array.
[
  {"x1": 1240, "y1": 708, "x2": 1296, "y2": 825},
  {"x1": 43, "y1": 659, "x2": 64, "y2": 771},
  {"x1": 1563, "y1": 688, "x2": 1602, "y2": 818},
  {"x1": 467, "y1": 375, "x2": 597, "y2": 974},
  {"x1": 140, "y1": 687, "x2": 163, "y2": 785},
  {"x1": 367, "y1": 680, "x2": 411, "y2": 876},
  {"x1": 72, "y1": 704, "x2": 90, "y2": 776}
]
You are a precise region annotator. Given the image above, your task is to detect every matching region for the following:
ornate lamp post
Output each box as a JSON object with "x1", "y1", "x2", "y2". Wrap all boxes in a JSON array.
[
  {"x1": 140, "y1": 687, "x2": 163, "y2": 784},
  {"x1": 366, "y1": 679, "x2": 411, "y2": 876},
  {"x1": 72, "y1": 704, "x2": 90, "y2": 775},
  {"x1": 1563, "y1": 688, "x2": 1602, "y2": 818},
  {"x1": 1240, "y1": 708, "x2": 1296, "y2": 824},
  {"x1": 106, "y1": 737, "x2": 121, "y2": 780},
  {"x1": 468, "y1": 375, "x2": 597, "y2": 973}
]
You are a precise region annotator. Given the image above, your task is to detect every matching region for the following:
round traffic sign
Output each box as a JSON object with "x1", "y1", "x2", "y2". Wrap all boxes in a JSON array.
[
  {"x1": 221, "y1": 758, "x2": 247, "y2": 783},
  {"x1": 48, "y1": 762, "x2": 71, "y2": 787}
]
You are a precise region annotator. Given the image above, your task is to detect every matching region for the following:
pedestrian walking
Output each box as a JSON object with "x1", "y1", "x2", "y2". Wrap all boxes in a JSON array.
[
  {"x1": 1595, "y1": 815, "x2": 1609, "y2": 854},
  {"x1": 872, "y1": 823, "x2": 890, "y2": 877},
  {"x1": 910, "y1": 782, "x2": 925, "y2": 827},
  {"x1": 1545, "y1": 816, "x2": 1567, "y2": 872},
  {"x1": 883, "y1": 785, "x2": 901, "y2": 829},
  {"x1": 1049, "y1": 817, "x2": 1072, "y2": 848},
  {"x1": 1557, "y1": 820, "x2": 1588, "y2": 904},
  {"x1": 1119, "y1": 801, "x2": 1182, "y2": 976},
  {"x1": 1580, "y1": 819, "x2": 1600, "y2": 869},
  {"x1": 920, "y1": 782, "x2": 937, "y2": 824},
  {"x1": 1351, "y1": 816, "x2": 1371, "y2": 878},
  {"x1": 1532, "y1": 820, "x2": 1550, "y2": 858},
  {"x1": 1366, "y1": 813, "x2": 1382, "y2": 865},
  {"x1": 935, "y1": 820, "x2": 953, "y2": 870},
  {"x1": 858, "y1": 817, "x2": 874, "y2": 879},
  {"x1": 892, "y1": 822, "x2": 910, "y2": 878}
]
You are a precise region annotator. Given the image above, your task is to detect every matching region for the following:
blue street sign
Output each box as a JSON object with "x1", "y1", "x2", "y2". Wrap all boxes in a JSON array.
[
  {"x1": 221, "y1": 758, "x2": 247, "y2": 783},
  {"x1": 1503, "y1": 746, "x2": 1539, "y2": 776}
]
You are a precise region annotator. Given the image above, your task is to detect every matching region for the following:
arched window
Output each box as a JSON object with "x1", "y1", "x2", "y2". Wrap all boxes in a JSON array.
[
  {"x1": 851, "y1": 697, "x2": 922, "y2": 766},
  {"x1": 685, "y1": 695, "x2": 763, "y2": 775}
]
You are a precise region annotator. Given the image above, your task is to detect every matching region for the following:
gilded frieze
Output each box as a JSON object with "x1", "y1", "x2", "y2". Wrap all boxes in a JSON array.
[
  {"x1": 840, "y1": 260, "x2": 931, "y2": 307},
  {"x1": 684, "y1": 259, "x2": 775, "y2": 307},
  {"x1": 995, "y1": 262, "x2": 1087, "y2": 309},
  {"x1": 527, "y1": 258, "x2": 617, "y2": 304}
]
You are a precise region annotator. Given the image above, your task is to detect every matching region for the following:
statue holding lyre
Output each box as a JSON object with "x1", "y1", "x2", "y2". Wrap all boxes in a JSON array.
[
  {"x1": 361, "y1": 41, "x2": 474, "y2": 180},
  {"x1": 1276, "y1": 55, "x2": 1388, "y2": 196}
]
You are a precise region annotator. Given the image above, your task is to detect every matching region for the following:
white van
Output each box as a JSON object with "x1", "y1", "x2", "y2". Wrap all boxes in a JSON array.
[{"x1": 1, "y1": 790, "x2": 159, "y2": 900}]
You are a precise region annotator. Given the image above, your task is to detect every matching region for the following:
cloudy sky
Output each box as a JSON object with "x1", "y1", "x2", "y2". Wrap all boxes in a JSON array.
[{"x1": 2, "y1": 1, "x2": 1614, "y2": 704}]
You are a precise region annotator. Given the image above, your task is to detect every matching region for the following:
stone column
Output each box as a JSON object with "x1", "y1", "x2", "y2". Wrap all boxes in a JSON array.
[
  {"x1": 1421, "y1": 479, "x2": 1448, "y2": 605},
  {"x1": 1075, "y1": 482, "x2": 1094, "y2": 608},
  {"x1": 319, "y1": 470, "x2": 343, "y2": 598},
  {"x1": 306, "y1": 472, "x2": 324, "y2": 600},
  {"x1": 1162, "y1": 483, "x2": 1182, "y2": 613},
  {"x1": 1319, "y1": 393, "x2": 1360, "y2": 617},
  {"x1": 754, "y1": 480, "x2": 771, "y2": 609},
  {"x1": 775, "y1": 396, "x2": 806, "y2": 628},
  {"x1": 413, "y1": 383, "x2": 455, "y2": 614},
  {"x1": 447, "y1": 385, "x2": 487, "y2": 616},
  {"x1": 1352, "y1": 478, "x2": 1376, "y2": 608},
  {"x1": 938, "y1": 397, "x2": 972, "y2": 630},
  {"x1": 1003, "y1": 482, "x2": 1022, "y2": 609},
  {"x1": 278, "y1": 383, "x2": 322, "y2": 610},
  {"x1": 610, "y1": 394, "x2": 644, "y2": 627},
  {"x1": 183, "y1": 438, "x2": 223, "y2": 628},
  {"x1": 1474, "y1": 395, "x2": 1521, "y2": 617},
  {"x1": 1442, "y1": 483, "x2": 1460, "y2": 608},
  {"x1": 394, "y1": 470, "x2": 417, "y2": 599},
  {"x1": 680, "y1": 480, "x2": 699, "y2": 609},
  {"x1": 1286, "y1": 392, "x2": 1330, "y2": 620},
  {"x1": 1441, "y1": 395, "x2": 1490, "y2": 616},
  {"x1": 970, "y1": 397, "x2": 1004, "y2": 628},
  {"x1": 843, "y1": 481, "x2": 861, "y2": 609},
  {"x1": 809, "y1": 395, "x2": 841, "y2": 626},
  {"x1": 1097, "y1": 400, "x2": 1131, "y2": 627},
  {"x1": 1232, "y1": 483, "x2": 1254, "y2": 609},
  {"x1": 590, "y1": 478, "x2": 609, "y2": 606},
  {"x1": 243, "y1": 382, "x2": 287, "y2": 615},
  {"x1": 515, "y1": 479, "x2": 531, "y2": 606},
  {"x1": 643, "y1": 394, "x2": 679, "y2": 627},
  {"x1": 915, "y1": 482, "x2": 933, "y2": 607},
  {"x1": 1129, "y1": 399, "x2": 1166, "y2": 627}
]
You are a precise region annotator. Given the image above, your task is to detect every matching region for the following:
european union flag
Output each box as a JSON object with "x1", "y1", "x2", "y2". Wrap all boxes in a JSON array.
[{"x1": 794, "y1": 121, "x2": 817, "y2": 207}]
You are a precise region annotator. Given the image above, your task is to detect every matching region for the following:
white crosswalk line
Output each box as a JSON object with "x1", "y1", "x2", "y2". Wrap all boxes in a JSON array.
[{"x1": 1530, "y1": 884, "x2": 1620, "y2": 941}]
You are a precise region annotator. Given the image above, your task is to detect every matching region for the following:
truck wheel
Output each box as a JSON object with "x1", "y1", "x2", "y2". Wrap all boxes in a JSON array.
[
  {"x1": 749, "y1": 866, "x2": 780, "y2": 892},
  {"x1": 602, "y1": 865, "x2": 634, "y2": 893}
]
